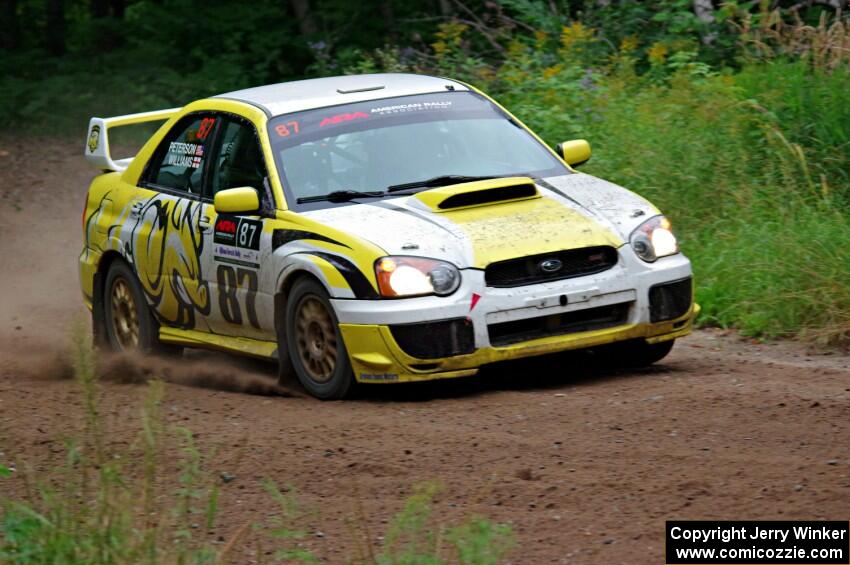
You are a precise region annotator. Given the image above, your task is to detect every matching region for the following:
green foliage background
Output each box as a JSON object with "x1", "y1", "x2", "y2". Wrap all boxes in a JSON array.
[{"x1": 1, "y1": 0, "x2": 849, "y2": 343}]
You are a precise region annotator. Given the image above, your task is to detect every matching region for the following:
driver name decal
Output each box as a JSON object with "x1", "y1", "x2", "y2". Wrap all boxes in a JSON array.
[{"x1": 165, "y1": 141, "x2": 205, "y2": 168}]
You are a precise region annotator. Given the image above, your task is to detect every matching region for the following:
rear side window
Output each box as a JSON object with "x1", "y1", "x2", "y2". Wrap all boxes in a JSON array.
[{"x1": 145, "y1": 115, "x2": 218, "y2": 195}]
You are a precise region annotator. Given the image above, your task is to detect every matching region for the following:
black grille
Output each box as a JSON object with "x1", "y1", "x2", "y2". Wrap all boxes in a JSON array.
[
  {"x1": 485, "y1": 246, "x2": 618, "y2": 288},
  {"x1": 649, "y1": 277, "x2": 692, "y2": 322},
  {"x1": 488, "y1": 302, "x2": 630, "y2": 347},
  {"x1": 389, "y1": 318, "x2": 475, "y2": 359}
]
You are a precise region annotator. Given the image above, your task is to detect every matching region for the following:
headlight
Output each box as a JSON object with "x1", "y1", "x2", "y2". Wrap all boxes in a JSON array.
[
  {"x1": 630, "y1": 215, "x2": 679, "y2": 262},
  {"x1": 375, "y1": 256, "x2": 461, "y2": 297}
]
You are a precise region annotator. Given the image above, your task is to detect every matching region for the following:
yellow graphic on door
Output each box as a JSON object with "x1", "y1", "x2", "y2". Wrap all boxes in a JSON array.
[{"x1": 129, "y1": 196, "x2": 211, "y2": 328}]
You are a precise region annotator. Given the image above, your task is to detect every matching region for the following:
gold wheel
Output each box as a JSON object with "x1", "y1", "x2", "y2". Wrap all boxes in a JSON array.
[
  {"x1": 294, "y1": 295, "x2": 338, "y2": 383},
  {"x1": 109, "y1": 277, "x2": 139, "y2": 350}
]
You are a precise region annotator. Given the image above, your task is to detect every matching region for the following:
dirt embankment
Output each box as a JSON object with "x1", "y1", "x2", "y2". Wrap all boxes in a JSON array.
[{"x1": 1, "y1": 138, "x2": 849, "y2": 563}]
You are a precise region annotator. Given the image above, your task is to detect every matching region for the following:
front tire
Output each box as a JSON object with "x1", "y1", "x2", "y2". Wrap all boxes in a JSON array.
[
  {"x1": 607, "y1": 339, "x2": 675, "y2": 368},
  {"x1": 285, "y1": 278, "x2": 355, "y2": 400}
]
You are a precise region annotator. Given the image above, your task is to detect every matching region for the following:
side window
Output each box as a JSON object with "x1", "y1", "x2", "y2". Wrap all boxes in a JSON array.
[
  {"x1": 210, "y1": 119, "x2": 267, "y2": 198},
  {"x1": 145, "y1": 115, "x2": 218, "y2": 194}
]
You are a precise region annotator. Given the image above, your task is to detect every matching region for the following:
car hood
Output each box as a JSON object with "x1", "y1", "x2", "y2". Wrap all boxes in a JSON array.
[{"x1": 300, "y1": 173, "x2": 659, "y2": 269}]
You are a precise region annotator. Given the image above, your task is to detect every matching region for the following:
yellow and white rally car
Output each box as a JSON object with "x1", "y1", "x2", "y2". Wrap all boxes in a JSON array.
[{"x1": 80, "y1": 73, "x2": 698, "y2": 399}]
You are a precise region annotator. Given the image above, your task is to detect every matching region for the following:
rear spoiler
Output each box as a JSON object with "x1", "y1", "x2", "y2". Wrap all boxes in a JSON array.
[{"x1": 84, "y1": 107, "x2": 181, "y2": 172}]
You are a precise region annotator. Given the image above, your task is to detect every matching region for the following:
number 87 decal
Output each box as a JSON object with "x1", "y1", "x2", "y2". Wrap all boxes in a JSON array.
[{"x1": 217, "y1": 265, "x2": 260, "y2": 329}]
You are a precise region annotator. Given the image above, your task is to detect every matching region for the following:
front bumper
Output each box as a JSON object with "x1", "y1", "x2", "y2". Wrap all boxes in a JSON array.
[{"x1": 332, "y1": 248, "x2": 698, "y2": 383}]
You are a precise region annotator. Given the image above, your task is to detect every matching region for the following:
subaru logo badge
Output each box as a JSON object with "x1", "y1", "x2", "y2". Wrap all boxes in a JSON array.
[{"x1": 539, "y1": 258, "x2": 563, "y2": 273}]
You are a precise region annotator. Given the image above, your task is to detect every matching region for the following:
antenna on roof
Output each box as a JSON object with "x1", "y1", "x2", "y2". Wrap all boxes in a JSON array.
[{"x1": 336, "y1": 85, "x2": 385, "y2": 94}]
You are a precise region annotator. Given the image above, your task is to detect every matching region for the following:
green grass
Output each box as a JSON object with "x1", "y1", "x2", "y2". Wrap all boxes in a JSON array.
[
  {"x1": 0, "y1": 332, "x2": 515, "y2": 563},
  {"x1": 734, "y1": 61, "x2": 850, "y2": 189},
  {"x1": 695, "y1": 203, "x2": 849, "y2": 342}
]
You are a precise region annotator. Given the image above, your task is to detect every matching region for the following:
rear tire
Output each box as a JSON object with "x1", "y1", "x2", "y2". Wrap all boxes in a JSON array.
[
  {"x1": 285, "y1": 278, "x2": 354, "y2": 400},
  {"x1": 102, "y1": 261, "x2": 181, "y2": 356}
]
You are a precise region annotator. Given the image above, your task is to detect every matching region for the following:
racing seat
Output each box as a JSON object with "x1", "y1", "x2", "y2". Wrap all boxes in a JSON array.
[{"x1": 221, "y1": 131, "x2": 265, "y2": 192}]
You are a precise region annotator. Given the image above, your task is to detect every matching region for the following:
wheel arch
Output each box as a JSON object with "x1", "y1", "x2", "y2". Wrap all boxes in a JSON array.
[
  {"x1": 272, "y1": 250, "x2": 375, "y2": 345},
  {"x1": 274, "y1": 268, "x2": 328, "y2": 339}
]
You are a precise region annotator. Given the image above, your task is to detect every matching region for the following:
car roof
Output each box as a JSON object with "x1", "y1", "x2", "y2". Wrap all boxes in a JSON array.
[{"x1": 215, "y1": 73, "x2": 469, "y2": 117}]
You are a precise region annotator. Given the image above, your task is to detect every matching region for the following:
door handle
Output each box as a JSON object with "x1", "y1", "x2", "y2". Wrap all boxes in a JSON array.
[
  {"x1": 129, "y1": 202, "x2": 143, "y2": 219},
  {"x1": 199, "y1": 215, "x2": 212, "y2": 232}
]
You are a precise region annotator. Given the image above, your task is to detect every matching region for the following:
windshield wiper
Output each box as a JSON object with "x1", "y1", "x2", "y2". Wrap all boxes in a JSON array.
[
  {"x1": 297, "y1": 190, "x2": 386, "y2": 204},
  {"x1": 386, "y1": 175, "x2": 502, "y2": 193}
]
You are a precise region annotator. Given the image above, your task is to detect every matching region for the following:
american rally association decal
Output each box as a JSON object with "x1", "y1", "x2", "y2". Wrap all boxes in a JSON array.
[
  {"x1": 369, "y1": 100, "x2": 452, "y2": 115},
  {"x1": 87, "y1": 125, "x2": 101, "y2": 153},
  {"x1": 213, "y1": 216, "x2": 262, "y2": 268}
]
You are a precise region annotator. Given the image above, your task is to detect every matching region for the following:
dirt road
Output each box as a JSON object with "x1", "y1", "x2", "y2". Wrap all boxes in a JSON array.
[{"x1": 2, "y1": 138, "x2": 850, "y2": 563}]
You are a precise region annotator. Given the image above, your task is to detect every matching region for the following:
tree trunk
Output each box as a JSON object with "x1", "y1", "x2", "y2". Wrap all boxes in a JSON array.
[
  {"x1": 693, "y1": 0, "x2": 716, "y2": 44},
  {"x1": 46, "y1": 0, "x2": 65, "y2": 56},
  {"x1": 289, "y1": 0, "x2": 318, "y2": 36},
  {"x1": 381, "y1": 0, "x2": 397, "y2": 40},
  {"x1": 693, "y1": 0, "x2": 715, "y2": 23},
  {"x1": 437, "y1": 0, "x2": 452, "y2": 17},
  {"x1": 0, "y1": 0, "x2": 19, "y2": 50}
]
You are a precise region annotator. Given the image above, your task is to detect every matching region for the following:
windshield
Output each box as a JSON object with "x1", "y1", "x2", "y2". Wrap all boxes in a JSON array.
[{"x1": 268, "y1": 91, "x2": 569, "y2": 210}]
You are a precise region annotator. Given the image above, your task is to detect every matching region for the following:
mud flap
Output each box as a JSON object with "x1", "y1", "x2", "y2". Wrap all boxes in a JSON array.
[
  {"x1": 91, "y1": 271, "x2": 108, "y2": 347},
  {"x1": 274, "y1": 292, "x2": 297, "y2": 384}
]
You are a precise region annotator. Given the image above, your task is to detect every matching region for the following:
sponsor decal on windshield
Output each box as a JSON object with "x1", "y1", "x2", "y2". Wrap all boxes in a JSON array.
[
  {"x1": 319, "y1": 111, "x2": 369, "y2": 127},
  {"x1": 369, "y1": 100, "x2": 453, "y2": 115},
  {"x1": 269, "y1": 95, "x2": 473, "y2": 142}
]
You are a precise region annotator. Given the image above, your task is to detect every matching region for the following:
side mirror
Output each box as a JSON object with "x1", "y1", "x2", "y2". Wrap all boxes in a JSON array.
[
  {"x1": 214, "y1": 187, "x2": 260, "y2": 214},
  {"x1": 556, "y1": 139, "x2": 591, "y2": 167}
]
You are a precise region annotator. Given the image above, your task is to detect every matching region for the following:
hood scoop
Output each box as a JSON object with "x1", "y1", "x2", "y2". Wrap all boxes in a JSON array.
[{"x1": 410, "y1": 177, "x2": 540, "y2": 212}]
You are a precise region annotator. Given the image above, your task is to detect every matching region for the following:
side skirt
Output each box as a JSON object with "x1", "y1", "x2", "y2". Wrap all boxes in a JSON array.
[{"x1": 159, "y1": 327, "x2": 278, "y2": 360}]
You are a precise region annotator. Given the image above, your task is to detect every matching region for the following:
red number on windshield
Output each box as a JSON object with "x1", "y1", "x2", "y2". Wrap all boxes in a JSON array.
[{"x1": 275, "y1": 121, "x2": 300, "y2": 137}]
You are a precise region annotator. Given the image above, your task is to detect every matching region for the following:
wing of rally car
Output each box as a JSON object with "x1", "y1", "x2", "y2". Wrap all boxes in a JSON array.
[{"x1": 85, "y1": 107, "x2": 181, "y2": 172}]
